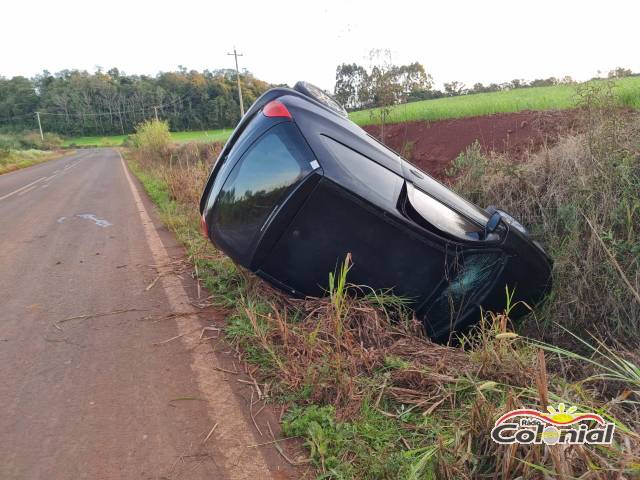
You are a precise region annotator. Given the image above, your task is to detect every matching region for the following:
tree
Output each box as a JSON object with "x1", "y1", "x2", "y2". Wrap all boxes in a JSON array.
[
  {"x1": 334, "y1": 63, "x2": 368, "y2": 110},
  {"x1": 0, "y1": 76, "x2": 39, "y2": 123},
  {"x1": 608, "y1": 67, "x2": 633, "y2": 79},
  {"x1": 0, "y1": 68, "x2": 272, "y2": 136},
  {"x1": 333, "y1": 53, "x2": 434, "y2": 141},
  {"x1": 444, "y1": 80, "x2": 467, "y2": 96},
  {"x1": 394, "y1": 62, "x2": 433, "y2": 100},
  {"x1": 529, "y1": 77, "x2": 558, "y2": 87},
  {"x1": 366, "y1": 49, "x2": 402, "y2": 141},
  {"x1": 509, "y1": 78, "x2": 528, "y2": 89}
]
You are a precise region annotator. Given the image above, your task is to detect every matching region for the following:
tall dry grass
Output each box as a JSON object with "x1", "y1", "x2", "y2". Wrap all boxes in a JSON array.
[
  {"x1": 231, "y1": 258, "x2": 640, "y2": 479},
  {"x1": 133, "y1": 124, "x2": 223, "y2": 209},
  {"x1": 448, "y1": 103, "x2": 640, "y2": 347}
]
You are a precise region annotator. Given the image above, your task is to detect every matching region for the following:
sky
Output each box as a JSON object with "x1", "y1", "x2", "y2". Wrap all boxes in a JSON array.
[{"x1": 2, "y1": 0, "x2": 639, "y2": 92}]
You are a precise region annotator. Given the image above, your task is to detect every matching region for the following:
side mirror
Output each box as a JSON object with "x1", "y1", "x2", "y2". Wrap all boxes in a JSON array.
[{"x1": 484, "y1": 211, "x2": 502, "y2": 238}]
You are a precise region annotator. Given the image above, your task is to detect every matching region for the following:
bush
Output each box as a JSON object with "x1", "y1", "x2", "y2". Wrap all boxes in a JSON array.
[
  {"x1": 17, "y1": 131, "x2": 63, "y2": 150},
  {"x1": 0, "y1": 131, "x2": 63, "y2": 154},
  {"x1": 0, "y1": 133, "x2": 21, "y2": 151},
  {"x1": 41, "y1": 132, "x2": 63, "y2": 149},
  {"x1": 132, "y1": 120, "x2": 171, "y2": 160},
  {"x1": 0, "y1": 134, "x2": 18, "y2": 158},
  {"x1": 121, "y1": 135, "x2": 136, "y2": 148},
  {"x1": 448, "y1": 108, "x2": 640, "y2": 347}
]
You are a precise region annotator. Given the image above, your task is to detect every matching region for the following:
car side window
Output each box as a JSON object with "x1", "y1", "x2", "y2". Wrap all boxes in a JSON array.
[
  {"x1": 212, "y1": 123, "x2": 311, "y2": 256},
  {"x1": 406, "y1": 183, "x2": 483, "y2": 241}
]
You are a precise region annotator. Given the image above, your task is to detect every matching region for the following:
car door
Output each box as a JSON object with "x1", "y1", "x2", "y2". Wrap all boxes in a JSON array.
[{"x1": 257, "y1": 138, "x2": 456, "y2": 304}]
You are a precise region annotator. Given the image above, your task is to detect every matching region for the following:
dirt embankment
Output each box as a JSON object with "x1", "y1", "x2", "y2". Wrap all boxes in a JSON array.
[{"x1": 362, "y1": 110, "x2": 580, "y2": 178}]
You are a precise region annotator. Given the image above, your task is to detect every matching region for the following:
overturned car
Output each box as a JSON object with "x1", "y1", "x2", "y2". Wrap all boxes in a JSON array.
[{"x1": 199, "y1": 82, "x2": 552, "y2": 340}]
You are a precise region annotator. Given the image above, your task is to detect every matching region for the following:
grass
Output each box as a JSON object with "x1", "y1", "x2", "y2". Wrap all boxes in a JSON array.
[
  {"x1": 169, "y1": 129, "x2": 232, "y2": 143},
  {"x1": 0, "y1": 149, "x2": 65, "y2": 175},
  {"x1": 63, "y1": 129, "x2": 232, "y2": 147},
  {"x1": 350, "y1": 76, "x2": 640, "y2": 126},
  {"x1": 125, "y1": 103, "x2": 640, "y2": 478},
  {"x1": 447, "y1": 86, "x2": 640, "y2": 346},
  {"x1": 62, "y1": 134, "x2": 128, "y2": 147}
]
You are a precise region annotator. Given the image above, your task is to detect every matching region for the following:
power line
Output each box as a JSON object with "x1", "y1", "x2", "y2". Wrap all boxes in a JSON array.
[
  {"x1": 0, "y1": 94, "x2": 189, "y2": 123},
  {"x1": 0, "y1": 112, "x2": 37, "y2": 122}
]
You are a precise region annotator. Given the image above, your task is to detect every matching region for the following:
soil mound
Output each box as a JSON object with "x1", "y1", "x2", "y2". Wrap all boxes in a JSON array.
[{"x1": 362, "y1": 110, "x2": 580, "y2": 178}]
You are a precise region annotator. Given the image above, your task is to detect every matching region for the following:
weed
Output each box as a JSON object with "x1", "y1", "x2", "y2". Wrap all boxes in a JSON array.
[
  {"x1": 132, "y1": 119, "x2": 171, "y2": 161},
  {"x1": 0, "y1": 148, "x2": 62, "y2": 175},
  {"x1": 448, "y1": 99, "x2": 640, "y2": 347}
]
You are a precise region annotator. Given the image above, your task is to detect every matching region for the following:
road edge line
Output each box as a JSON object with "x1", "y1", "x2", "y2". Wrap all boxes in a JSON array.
[{"x1": 117, "y1": 150, "x2": 274, "y2": 480}]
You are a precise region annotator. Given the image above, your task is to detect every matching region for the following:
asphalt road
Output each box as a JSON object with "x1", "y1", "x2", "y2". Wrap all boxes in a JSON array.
[{"x1": 0, "y1": 150, "x2": 296, "y2": 479}]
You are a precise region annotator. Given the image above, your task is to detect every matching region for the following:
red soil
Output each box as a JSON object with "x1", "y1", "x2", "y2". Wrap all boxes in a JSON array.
[{"x1": 362, "y1": 110, "x2": 580, "y2": 179}]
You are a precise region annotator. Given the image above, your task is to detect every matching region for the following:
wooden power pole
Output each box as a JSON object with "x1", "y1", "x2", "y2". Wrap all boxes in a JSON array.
[
  {"x1": 36, "y1": 112, "x2": 44, "y2": 141},
  {"x1": 227, "y1": 47, "x2": 245, "y2": 117}
]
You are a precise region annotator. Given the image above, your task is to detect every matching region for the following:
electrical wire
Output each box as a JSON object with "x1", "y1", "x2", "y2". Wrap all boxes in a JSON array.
[{"x1": 0, "y1": 94, "x2": 187, "y2": 122}]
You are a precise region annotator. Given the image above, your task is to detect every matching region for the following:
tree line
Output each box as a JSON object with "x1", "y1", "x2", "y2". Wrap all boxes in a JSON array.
[
  {"x1": 335, "y1": 59, "x2": 639, "y2": 111},
  {"x1": 0, "y1": 68, "x2": 271, "y2": 136}
]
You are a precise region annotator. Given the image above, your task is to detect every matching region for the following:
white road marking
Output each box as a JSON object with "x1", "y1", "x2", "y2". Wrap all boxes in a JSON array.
[
  {"x1": 0, "y1": 152, "x2": 88, "y2": 202},
  {"x1": 0, "y1": 176, "x2": 47, "y2": 202},
  {"x1": 17, "y1": 185, "x2": 39, "y2": 196},
  {"x1": 118, "y1": 151, "x2": 273, "y2": 479}
]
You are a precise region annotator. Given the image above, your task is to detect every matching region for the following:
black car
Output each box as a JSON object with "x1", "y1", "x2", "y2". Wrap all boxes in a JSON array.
[{"x1": 199, "y1": 82, "x2": 552, "y2": 340}]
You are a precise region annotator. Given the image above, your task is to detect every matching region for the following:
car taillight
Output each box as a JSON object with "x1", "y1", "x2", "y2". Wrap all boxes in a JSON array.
[
  {"x1": 200, "y1": 214, "x2": 208, "y2": 238},
  {"x1": 263, "y1": 100, "x2": 291, "y2": 119}
]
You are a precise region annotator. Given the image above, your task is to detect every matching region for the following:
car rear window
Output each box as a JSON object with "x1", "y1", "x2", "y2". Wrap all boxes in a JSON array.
[{"x1": 212, "y1": 122, "x2": 312, "y2": 257}]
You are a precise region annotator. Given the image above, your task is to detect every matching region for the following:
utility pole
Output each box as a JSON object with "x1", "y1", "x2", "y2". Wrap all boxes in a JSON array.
[
  {"x1": 36, "y1": 112, "x2": 44, "y2": 141},
  {"x1": 153, "y1": 106, "x2": 159, "y2": 121},
  {"x1": 227, "y1": 47, "x2": 245, "y2": 117}
]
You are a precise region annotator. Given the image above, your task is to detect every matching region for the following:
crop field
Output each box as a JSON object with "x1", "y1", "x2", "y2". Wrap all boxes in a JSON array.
[
  {"x1": 63, "y1": 129, "x2": 232, "y2": 147},
  {"x1": 350, "y1": 76, "x2": 640, "y2": 125}
]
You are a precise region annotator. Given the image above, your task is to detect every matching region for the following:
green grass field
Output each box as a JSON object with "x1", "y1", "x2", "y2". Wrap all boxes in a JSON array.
[
  {"x1": 0, "y1": 149, "x2": 64, "y2": 175},
  {"x1": 63, "y1": 135, "x2": 128, "y2": 147},
  {"x1": 350, "y1": 76, "x2": 640, "y2": 125},
  {"x1": 63, "y1": 77, "x2": 640, "y2": 146},
  {"x1": 63, "y1": 129, "x2": 232, "y2": 147}
]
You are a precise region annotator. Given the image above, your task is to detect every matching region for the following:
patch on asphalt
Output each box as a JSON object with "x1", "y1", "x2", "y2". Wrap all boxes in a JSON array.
[{"x1": 75, "y1": 213, "x2": 113, "y2": 228}]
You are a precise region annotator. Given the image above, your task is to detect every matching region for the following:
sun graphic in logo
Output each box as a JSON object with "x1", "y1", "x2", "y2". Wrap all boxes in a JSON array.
[
  {"x1": 543, "y1": 403, "x2": 578, "y2": 424},
  {"x1": 494, "y1": 402, "x2": 605, "y2": 427}
]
